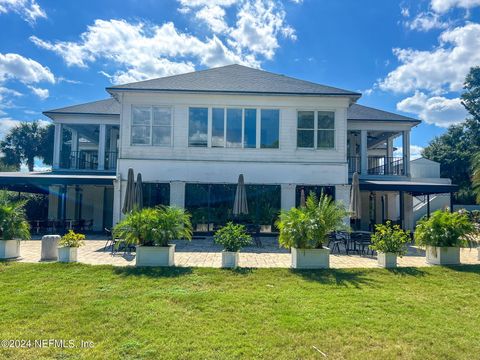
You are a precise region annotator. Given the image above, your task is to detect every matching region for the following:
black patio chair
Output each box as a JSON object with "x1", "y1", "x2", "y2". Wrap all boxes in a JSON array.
[{"x1": 246, "y1": 224, "x2": 261, "y2": 247}]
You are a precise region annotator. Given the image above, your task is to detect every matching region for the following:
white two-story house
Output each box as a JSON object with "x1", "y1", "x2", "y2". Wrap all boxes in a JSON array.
[{"x1": 2, "y1": 65, "x2": 457, "y2": 234}]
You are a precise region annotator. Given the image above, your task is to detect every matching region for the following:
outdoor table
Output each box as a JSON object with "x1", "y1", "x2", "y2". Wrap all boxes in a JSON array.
[{"x1": 41, "y1": 235, "x2": 61, "y2": 261}]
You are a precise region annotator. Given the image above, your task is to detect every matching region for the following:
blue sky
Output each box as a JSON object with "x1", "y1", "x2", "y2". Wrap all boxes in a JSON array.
[{"x1": 1, "y1": 0, "x2": 480, "y2": 162}]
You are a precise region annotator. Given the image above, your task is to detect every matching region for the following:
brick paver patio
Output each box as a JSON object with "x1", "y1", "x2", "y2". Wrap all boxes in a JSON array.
[{"x1": 14, "y1": 237, "x2": 480, "y2": 268}]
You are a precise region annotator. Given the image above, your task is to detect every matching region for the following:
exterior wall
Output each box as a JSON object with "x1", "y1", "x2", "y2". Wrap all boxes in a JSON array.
[{"x1": 410, "y1": 158, "x2": 440, "y2": 179}]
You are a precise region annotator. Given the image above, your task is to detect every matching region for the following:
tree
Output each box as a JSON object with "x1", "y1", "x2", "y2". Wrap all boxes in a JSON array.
[
  {"x1": 0, "y1": 121, "x2": 49, "y2": 171},
  {"x1": 423, "y1": 67, "x2": 480, "y2": 204},
  {"x1": 472, "y1": 153, "x2": 480, "y2": 204},
  {"x1": 461, "y1": 66, "x2": 480, "y2": 121}
]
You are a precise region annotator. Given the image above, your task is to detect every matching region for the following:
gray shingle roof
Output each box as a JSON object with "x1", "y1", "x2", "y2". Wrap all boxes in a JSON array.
[
  {"x1": 106, "y1": 64, "x2": 361, "y2": 96},
  {"x1": 347, "y1": 103, "x2": 420, "y2": 123},
  {"x1": 43, "y1": 98, "x2": 120, "y2": 116}
]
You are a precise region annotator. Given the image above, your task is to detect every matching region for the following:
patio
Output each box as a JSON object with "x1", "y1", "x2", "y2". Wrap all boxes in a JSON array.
[{"x1": 16, "y1": 237, "x2": 480, "y2": 268}]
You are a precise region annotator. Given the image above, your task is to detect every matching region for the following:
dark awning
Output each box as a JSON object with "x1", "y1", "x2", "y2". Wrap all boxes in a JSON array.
[
  {"x1": 359, "y1": 180, "x2": 458, "y2": 195},
  {"x1": 0, "y1": 172, "x2": 116, "y2": 194}
]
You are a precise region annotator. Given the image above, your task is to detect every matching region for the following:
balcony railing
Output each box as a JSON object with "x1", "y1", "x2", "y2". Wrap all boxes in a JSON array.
[
  {"x1": 348, "y1": 156, "x2": 405, "y2": 176},
  {"x1": 368, "y1": 156, "x2": 404, "y2": 176},
  {"x1": 60, "y1": 151, "x2": 98, "y2": 170}
]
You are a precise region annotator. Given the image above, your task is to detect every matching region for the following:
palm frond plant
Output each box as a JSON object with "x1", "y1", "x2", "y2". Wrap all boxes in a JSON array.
[
  {"x1": 0, "y1": 191, "x2": 31, "y2": 241},
  {"x1": 113, "y1": 206, "x2": 192, "y2": 247},
  {"x1": 276, "y1": 193, "x2": 349, "y2": 249}
]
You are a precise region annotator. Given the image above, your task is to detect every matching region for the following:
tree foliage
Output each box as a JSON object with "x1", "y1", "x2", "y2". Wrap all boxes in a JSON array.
[
  {"x1": 214, "y1": 222, "x2": 252, "y2": 252},
  {"x1": 0, "y1": 191, "x2": 30, "y2": 240},
  {"x1": 423, "y1": 67, "x2": 480, "y2": 204},
  {"x1": 0, "y1": 121, "x2": 53, "y2": 171}
]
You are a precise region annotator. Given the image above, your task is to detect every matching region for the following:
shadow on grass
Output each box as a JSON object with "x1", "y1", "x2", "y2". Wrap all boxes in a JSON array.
[
  {"x1": 113, "y1": 266, "x2": 193, "y2": 278},
  {"x1": 386, "y1": 267, "x2": 427, "y2": 277},
  {"x1": 440, "y1": 264, "x2": 480, "y2": 274},
  {"x1": 290, "y1": 268, "x2": 375, "y2": 288}
]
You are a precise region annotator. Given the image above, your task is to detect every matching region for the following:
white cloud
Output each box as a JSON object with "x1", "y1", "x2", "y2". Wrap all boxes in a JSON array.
[
  {"x1": 430, "y1": 0, "x2": 480, "y2": 13},
  {"x1": 394, "y1": 145, "x2": 424, "y2": 160},
  {"x1": 32, "y1": 1, "x2": 298, "y2": 84},
  {"x1": 397, "y1": 91, "x2": 468, "y2": 127},
  {"x1": 405, "y1": 12, "x2": 449, "y2": 31},
  {"x1": 27, "y1": 85, "x2": 49, "y2": 100},
  {"x1": 0, "y1": 53, "x2": 55, "y2": 84},
  {"x1": 0, "y1": 0, "x2": 46, "y2": 24},
  {"x1": 378, "y1": 23, "x2": 480, "y2": 94}
]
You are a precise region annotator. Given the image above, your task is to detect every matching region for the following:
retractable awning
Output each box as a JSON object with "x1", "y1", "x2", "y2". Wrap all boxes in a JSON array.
[
  {"x1": 359, "y1": 180, "x2": 458, "y2": 195},
  {"x1": 0, "y1": 172, "x2": 116, "y2": 194}
]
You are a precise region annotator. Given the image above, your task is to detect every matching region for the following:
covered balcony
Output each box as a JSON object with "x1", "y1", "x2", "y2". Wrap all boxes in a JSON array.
[
  {"x1": 347, "y1": 129, "x2": 411, "y2": 177},
  {"x1": 53, "y1": 123, "x2": 119, "y2": 172}
]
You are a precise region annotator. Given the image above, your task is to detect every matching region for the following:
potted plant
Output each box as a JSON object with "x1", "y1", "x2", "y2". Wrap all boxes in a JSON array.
[
  {"x1": 276, "y1": 193, "x2": 349, "y2": 269},
  {"x1": 58, "y1": 230, "x2": 85, "y2": 263},
  {"x1": 114, "y1": 206, "x2": 192, "y2": 267},
  {"x1": 214, "y1": 222, "x2": 252, "y2": 268},
  {"x1": 415, "y1": 209, "x2": 476, "y2": 265},
  {"x1": 370, "y1": 221, "x2": 410, "y2": 268},
  {"x1": 0, "y1": 193, "x2": 30, "y2": 259}
]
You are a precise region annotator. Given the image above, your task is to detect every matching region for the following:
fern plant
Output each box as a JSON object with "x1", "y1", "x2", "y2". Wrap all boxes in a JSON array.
[
  {"x1": 114, "y1": 206, "x2": 192, "y2": 247},
  {"x1": 276, "y1": 193, "x2": 349, "y2": 249}
]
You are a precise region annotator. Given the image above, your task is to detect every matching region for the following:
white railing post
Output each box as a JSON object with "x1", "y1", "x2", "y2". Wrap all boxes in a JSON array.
[{"x1": 98, "y1": 124, "x2": 106, "y2": 170}]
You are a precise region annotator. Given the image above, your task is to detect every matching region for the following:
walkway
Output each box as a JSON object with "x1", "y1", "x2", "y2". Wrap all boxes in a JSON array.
[{"x1": 15, "y1": 237, "x2": 480, "y2": 268}]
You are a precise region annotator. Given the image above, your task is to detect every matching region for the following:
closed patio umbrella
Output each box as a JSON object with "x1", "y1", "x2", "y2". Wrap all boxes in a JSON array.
[
  {"x1": 300, "y1": 187, "x2": 306, "y2": 207},
  {"x1": 134, "y1": 173, "x2": 143, "y2": 211},
  {"x1": 349, "y1": 172, "x2": 361, "y2": 228},
  {"x1": 233, "y1": 174, "x2": 249, "y2": 216},
  {"x1": 122, "y1": 168, "x2": 135, "y2": 214}
]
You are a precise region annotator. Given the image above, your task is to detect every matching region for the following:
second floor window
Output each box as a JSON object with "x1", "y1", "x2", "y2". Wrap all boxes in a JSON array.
[
  {"x1": 131, "y1": 106, "x2": 172, "y2": 146},
  {"x1": 188, "y1": 107, "x2": 208, "y2": 147},
  {"x1": 297, "y1": 110, "x2": 335, "y2": 149}
]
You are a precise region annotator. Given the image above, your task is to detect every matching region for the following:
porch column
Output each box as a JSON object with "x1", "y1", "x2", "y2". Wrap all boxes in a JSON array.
[
  {"x1": 98, "y1": 124, "x2": 106, "y2": 170},
  {"x1": 360, "y1": 130, "x2": 368, "y2": 175},
  {"x1": 402, "y1": 192, "x2": 414, "y2": 231},
  {"x1": 71, "y1": 130, "x2": 78, "y2": 169},
  {"x1": 281, "y1": 184, "x2": 296, "y2": 210},
  {"x1": 53, "y1": 123, "x2": 63, "y2": 169},
  {"x1": 335, "y1": 184, "x2": 351, "y2": 225},
  {"x1": 402, "y1": 130, "x2": 411, "y2": 176},
  {"x1": 387, "y1": 137, "x2": 393, "y2": 158},
  {"x1": 112, "y1": 176, "x2": 121, "y2": 225},
  {"x1": 170, "y1": 181, "x2": 186, "y2": 209}
]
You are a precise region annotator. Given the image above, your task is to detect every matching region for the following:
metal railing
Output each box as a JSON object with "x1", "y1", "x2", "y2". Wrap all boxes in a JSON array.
[
  {"x1": 368, "y1": 156, "x2": 404, "y2": 176},
  {"x1": 348, "y1": 156, "x2": 405, "y2": 176},
  {"x1": 60, "y1": 151, "x2": 98, "y2": 170}
]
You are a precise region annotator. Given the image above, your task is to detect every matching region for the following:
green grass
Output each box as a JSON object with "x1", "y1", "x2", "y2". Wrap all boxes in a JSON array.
[{"x1": 1, "y1": 263, "x2": 479, "y2": 359}]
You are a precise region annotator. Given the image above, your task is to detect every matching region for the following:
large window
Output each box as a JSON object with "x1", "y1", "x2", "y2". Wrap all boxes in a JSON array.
[
  {"x1": 226, "y1": 108, "x2": 242, "y2": 148},
  {"x1": 297, "y1": 110, "x2": 335, "y2": 149},
  {"x1": 244, "y1": 109, "x2": 256, "y2": 148},
  {"x1": 188, "y1": 107, "x2": 208, "y2": 147},
  {"x1": 208, "y1": 107, "x2": 258, "y2": 149},
  {"x1": 212, "y1": 108, "x2": 225, "y2": 147},
  {"x1": 260, "y1": 109, "x2": 279, "y2": 148},
  {"x1": 131, "y1": 106, "x2": 172, "y2": 146}
]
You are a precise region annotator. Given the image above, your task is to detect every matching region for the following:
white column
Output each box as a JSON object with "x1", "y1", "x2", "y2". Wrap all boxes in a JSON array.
[
  {"x1": 386, "y1": 137, "x2": 393, "y2": 158},
  {"x1": 403, "y1": 193, "x2": 414, "y2": 231},
  {"x1": 53, "y1": 123, "x2": 62, "y2": 169},
  {"x1": 403, "y1": 130, "x2": 411, "y2": 177},
  {"x1": 70, "y1": 130, "x2": 78, "y2": 169},
  {"x1": 112, "y1": 176, "x2": 121, "y2": 225},
  {"x1": 360, "y1": 130, "x2": 368, "y2": 175},
  {"x1": 335, "y1": 184, "x2": 351, "y2": 225},
  {"x1": 170, "y1": 181, "x2": 186, "y2": 208},
  {"x1": 97, "y1": 124, "x2": 106, "y2": 170},
  {"x1": 281, "y1": 184, "x2": 296, "y2": 211}
]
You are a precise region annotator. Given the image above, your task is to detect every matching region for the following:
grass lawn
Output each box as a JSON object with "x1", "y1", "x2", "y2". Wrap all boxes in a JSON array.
[{"x1": 1, "y1": 263, "x2": 479, "y2": 359}]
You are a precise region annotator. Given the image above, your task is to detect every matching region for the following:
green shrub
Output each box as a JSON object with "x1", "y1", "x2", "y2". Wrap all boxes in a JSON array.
[
  {"x1": 276, "y1": 193, "x2": 349, "y2": 249},
  {"x1": 59, "y1": 230, "x2": 85, "y2": 248},
  {"x1": 214, "y1": 222, "x2": 252, "y2": 252},
  {"x1": 415, "y1": 210, "x2": 477, "y2": 248},
  {"x1": 113, "y1": 206, "x2": 192, "y2": 247},
  {"x1": 369, "y1": 221, "x2": 410, "y2": 256},
  {"x1": 0, "y1": 191, "x2": 30, "y2": 240}
]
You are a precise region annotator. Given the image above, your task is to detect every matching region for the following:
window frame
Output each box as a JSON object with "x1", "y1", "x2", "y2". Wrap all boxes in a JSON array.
[
  {"x1": 131, "y1": 105, "x2": 173, "y2": 147},
  {"x1": 296, "y1": 109, "x2": 336, "y2": 150}
]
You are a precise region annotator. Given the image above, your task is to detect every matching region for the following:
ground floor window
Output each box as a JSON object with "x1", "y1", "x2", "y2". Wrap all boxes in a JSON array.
[
  {"x1": 295, "y1": 185, "x2": 335, "y2": 207},
  {"x1": 142, "y1": 183, "x2": 170, "y2": 208},
  {"x1": 185, "y1": 183, "x2": 281, "y2": 231}
]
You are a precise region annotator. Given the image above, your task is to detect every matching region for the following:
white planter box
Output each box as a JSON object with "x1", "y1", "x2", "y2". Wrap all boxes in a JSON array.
[
  {"x1": 136, "y1": 244, "x2": 175, "y2": 267},
  {"x1": 291, "y1": 247, "x2": 330, "y2": 269},
  {"x1": 477, "y1": 247, "x2": 480, "y2": 261},
  {"x1": 426, "y1": 246, "x2": 460, "y2": 265},
  {"x1": 377, "y1": 252, "x2": 397, "y2": 268},
  {"x1": 58, "y1": 247, "x2": 78, "y2": 263},
  {"x1": 0, "y1": 240, "x2": 20, "y2": 259},
  {"x1": 221, "y1": 251, "x2": 239, "y2": 268}
]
